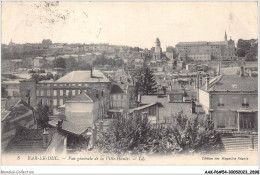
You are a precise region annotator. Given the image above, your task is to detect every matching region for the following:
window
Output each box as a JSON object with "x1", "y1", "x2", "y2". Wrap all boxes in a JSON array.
[
  {"x1": 217, "y1": 115, "x2": 225, "y2": 128},
  {"x1": 242, "y1": 97, "x2": 249, "y2": 106},
  {"x1": 46, "y1": 99, "x2": 50, "y2": 106},
  {"x1": 66, "y1": 90, "x2": 70, "y2": 96},
  {"x1": 36, "y1": 90, "x2": 40, "y2": 96},
  {"x1": 121, "y1": 94, "x2": 124, "y2": 99},
  {"x1": 229, "y1": 116, "x2": 236, "y2": 126},
  {"x1": 42, "y1": 99, "x2": 46, "y2": 105},
  {"x1": 53, "y1": 108, "x2": 57, "y2": 115},
  {"x1": 60, "y1": 99, "x2": 64, "y2": 106},
  {"x1": 53, "y1": 90, "x2": 57, "y2": 96},
  {"x1": 121, "y1": 101, "x2": 125, "y2": 108},
  {"x1": 218, "y1": 97, "x2": 224, "y2": 106},
  {"x1": 40, "y1": 89, "x2": 44, "y2": 96},
  {"x1": 149, "y1": 106, "x2": 156, "y2": 115},
  {"x1": 53, "y1": 99, "x2": 57, "y2": 106},
  {"x1": 46, "y1": 90, "x2": 51, "y2": 96},
  {"x1": 60, "y1": 90, "x2": 64, "y2": 96},
  {"x1": 72, "y1": 90, "x2": 76, "y2": 96}
]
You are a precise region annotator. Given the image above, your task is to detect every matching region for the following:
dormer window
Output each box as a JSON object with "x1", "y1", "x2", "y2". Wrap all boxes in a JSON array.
[
  {"x1": 218, "y1": 97, "x2": 224, "y2": 106},
  {"x1": 242, "y1": 97, "x2": 249, "y2": 107}
]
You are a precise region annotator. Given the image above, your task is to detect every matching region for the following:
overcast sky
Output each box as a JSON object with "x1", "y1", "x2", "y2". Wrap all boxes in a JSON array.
[{"x1": 2, "y1": 2, "x2": 258, "y2": 50}]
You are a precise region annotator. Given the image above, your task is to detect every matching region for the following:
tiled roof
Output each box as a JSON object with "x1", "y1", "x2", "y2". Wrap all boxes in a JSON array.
[
  {"x1": 55, "y1": 70, "x2": 110, "y2": 83},
  {"x1": 48, "y1": 119, "x2": 88, "y2": 135},
  {"x1": 66, "y1": 89, "x2": 102, "y2": 103},
  {"x1": 176, "y1": 41, "x2": 227, "y2": 46},
  {"x1": 168, "y1": 89, "x2": 185, "y2": 94},
  {"x1": 176, "y1": 41, "x2": 208, "y2": 46},
  {"x1": 129, "y1": 102, "x2": 158, "y2": 113},
  {"x1": 110, "y1": 84, "x2": 124, "y2": 94},
  {"x1": 220, "y1": 67, "x2": 240, "y2": 75},
  {"x1": 4, "y1": 128, "x2": 56, "y2": 154},
  {"x1": 201, "y1": 75, "x2": 258, "y2": 92},
  {"x1": 1, "y1": 99, "x2": 30, "y2": 121},
  {"x1": 141, "y1": 95, "x2": 194, "y2": 120},
  {"x1": 66, "y1": 92, "x2": 94, "y2": 103}
]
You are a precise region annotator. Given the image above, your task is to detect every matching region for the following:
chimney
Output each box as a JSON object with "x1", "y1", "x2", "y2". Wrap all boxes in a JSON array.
[
  {"x1": 206, "y1": 75, "x2": 210, "y2": 90},
  {"x1": 191, "y1": 100, "x2": 196, "y2": 114},
  {"x1": 43, "y1": 128, "x2": 49, "y2": 148},
  {"x1": 218, "y1": 56, "x2": 221, "y2": 75},
  {"x1": 56, "y1": 120, "x2": 63, "y2": 130},
  {"x1": 199, "y1": 76, "x2": 202, "y2": 87},
  {"x1": 240, "y1": 66, "x2": 244, "y2": 77},
  {"x1": 90, "y1": 69, "x2": 93, "y2": 78},
  {"x1": 26, "y1": 90, "x2": 30, "y2": 106}
]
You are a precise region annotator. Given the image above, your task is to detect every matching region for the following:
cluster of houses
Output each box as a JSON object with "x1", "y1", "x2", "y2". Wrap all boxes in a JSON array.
[
  {"x1": 1, "y1": 35, "x2": 258, "y2": 154},
  {"x1": 1, "y1": 63, "x2": 258, "y2": 154}
]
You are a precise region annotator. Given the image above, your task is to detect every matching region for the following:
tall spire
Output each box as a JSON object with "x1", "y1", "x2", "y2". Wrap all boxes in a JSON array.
[{"x1": 224, "y1": 30, "x2": 227, "y2": 41}]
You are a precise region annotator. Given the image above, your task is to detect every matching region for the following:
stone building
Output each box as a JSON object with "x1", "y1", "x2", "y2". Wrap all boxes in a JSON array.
[
  {"x1": 19, "y1": 70, "x2": 111, "y2": 114},
  {"x1": 198, "y1": 69, "x2": 257, "y2": 131},
  {"x1": 176, "y1": 31, "x2": 237, "y2": 61},
  {"x1": 153, "y1": 37, "x2": 162, "y2": 60}
]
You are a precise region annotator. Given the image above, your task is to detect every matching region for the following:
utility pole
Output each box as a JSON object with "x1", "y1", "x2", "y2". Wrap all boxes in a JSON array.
[{"x1": 218, "y1": 48, "x2": 222, "y2": 75}]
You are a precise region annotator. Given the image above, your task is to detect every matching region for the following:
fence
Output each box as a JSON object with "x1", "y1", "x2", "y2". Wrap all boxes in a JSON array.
[{"x1": 221, "y1": 135, "x2": 258, "y2": 153}]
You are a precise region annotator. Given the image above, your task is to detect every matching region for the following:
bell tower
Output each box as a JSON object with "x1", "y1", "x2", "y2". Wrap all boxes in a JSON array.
[{"x1": 224, "y1": 31, "x2": 227, "y2": 41}]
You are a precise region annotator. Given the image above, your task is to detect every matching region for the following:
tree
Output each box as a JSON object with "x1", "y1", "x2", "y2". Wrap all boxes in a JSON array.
[
  {"x1": 236, "y1": 39, "x2": 258, "y2": 60},
  {"x1": 38, "y1": 69, "x2": 46, "y2": 73},
  {"x1": 42, "y1": 39, "x2": 52, "y2": 48},
  {"x1": 35, "y1": 101, "x2": 49, "y2": 128},
  {"x1": 95, "y1": 112, "x2": 222, "y2": 155},
  {"x1": 28, "y1": 70, "x2": 36, "y2": 74},
  {"x1": 140, "y1": 67, "x2": 157, "y2": 95},
  {"x1": 30, "y1": 73, "x2": 53, "y2": 83},
  {"x1": 78, "y1": 62, "x2": 92, "y2": 70},
  {"x1": 95, "y1": 114, "x2": 166, "y2": 155},
  {"x1": 168, "y1": 112, "x2": 222, "y2": 153},
  {"x1": 245, "y1": 41, "x2": 258, "y2": 61},
  {"x1": 30, "y1": 74, "x2": 42, "y2": 83},
  {"x1": 53, "y1": 57, "x2": 66, "y2": 69},
  {"x1": 66, "y1": 57, "x2": 79, "y2": 71}
]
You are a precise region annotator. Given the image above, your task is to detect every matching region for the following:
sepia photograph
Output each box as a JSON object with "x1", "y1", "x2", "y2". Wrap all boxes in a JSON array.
[{"x1": 0, "y1": 1, "x2": 259, "y2": 172}]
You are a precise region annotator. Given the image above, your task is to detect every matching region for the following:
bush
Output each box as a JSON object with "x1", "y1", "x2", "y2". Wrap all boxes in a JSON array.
[
  {"x1": 95, "y1": 112, "x2": 222, "y2": 155},
  {"x1": 28, "y1": 70, "x2": 36, "y2": 74}
]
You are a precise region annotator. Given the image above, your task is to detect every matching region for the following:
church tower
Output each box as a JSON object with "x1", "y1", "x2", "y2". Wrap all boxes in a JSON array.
[
  {"x1": 224, "y1": 31, "x2": 227, "y2": 41},
  {"x1": 154, "y1": 37, "x2": 162, "y2": 60}
]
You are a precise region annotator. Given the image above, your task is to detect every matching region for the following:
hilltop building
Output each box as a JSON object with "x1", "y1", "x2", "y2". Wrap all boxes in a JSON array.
[
  {"x1": 153, "y1": 38, "x2": 162, "y2": 60},
  {"x1": 176, "y1": 31, "x2": 237, "y2": 61}
]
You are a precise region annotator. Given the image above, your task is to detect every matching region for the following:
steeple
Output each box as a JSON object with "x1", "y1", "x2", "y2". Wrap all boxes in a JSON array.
[{"x1": 224, "y1": 31, "x2": 227, "y2": 41}]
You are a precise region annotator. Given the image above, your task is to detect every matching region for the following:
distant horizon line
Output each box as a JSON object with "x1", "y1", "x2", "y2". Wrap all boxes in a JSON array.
[{"x1": 3, "y1": 37, "x2": 258, "y2": 49}]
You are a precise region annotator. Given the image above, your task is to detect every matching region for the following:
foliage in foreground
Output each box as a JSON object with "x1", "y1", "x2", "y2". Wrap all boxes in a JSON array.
[{"x1": 95, "y1": 112, "x2": 222, "y2": 155}]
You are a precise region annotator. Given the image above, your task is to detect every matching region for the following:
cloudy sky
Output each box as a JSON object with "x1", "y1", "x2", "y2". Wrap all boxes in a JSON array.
[{"x1": 2, "y1": 2, "x2": 258, "y2": 50}]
